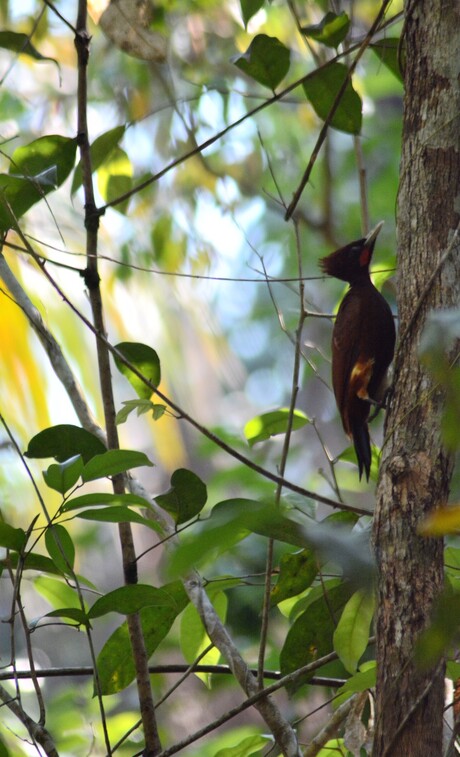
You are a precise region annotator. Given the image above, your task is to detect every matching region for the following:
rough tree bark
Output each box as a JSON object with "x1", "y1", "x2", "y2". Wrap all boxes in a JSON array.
[{"x1": 372, "y1": 1, "x2": 460, "y2": 755}]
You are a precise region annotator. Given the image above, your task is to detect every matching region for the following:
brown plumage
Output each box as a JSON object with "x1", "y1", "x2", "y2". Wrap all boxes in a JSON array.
[{"x1": 320, "y1": 222, "x2": 396, "y2": 481}]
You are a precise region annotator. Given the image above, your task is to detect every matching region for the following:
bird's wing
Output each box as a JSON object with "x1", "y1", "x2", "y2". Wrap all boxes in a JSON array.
[{"x1": 331, "y1": 290, "x2": 371, "y2": 432}]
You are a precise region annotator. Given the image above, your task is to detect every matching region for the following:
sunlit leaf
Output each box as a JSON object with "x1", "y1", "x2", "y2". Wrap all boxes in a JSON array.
[
  {"x1": 97, "y1": 146, "x2": 133, "y2": 214},
  {"x1": 114, "y1": 342, "x2": 161, "y2": 399},
  {"x1": 231, "y1": 34, "x2": 290, "y2": 91},
  {"x1": 301, "y1": 12, "x2": 350, "y2": 48},
  {"x1": 214, "y1": 733, "x2": 273, "y2": 756},
  {"x1": 117, "y1": 399, "x2": 150, "y2": 424},
  {"x1": 303, "y1": 62, "x2": 362, "y2": 134},
  {"x1": 35, "y1": 576, "x2": 84, "y2": 612},
  {"x1": 155, "y1": 468, "x2": 207, "y2": 525},
  {"x1": 335, "y1": 662, "x2": 376, "y2": 707},
  {"x1": 25, "y1": 425, "x2": 106, "y2": 464},
  {"x1": 0, "y1": 135, "x2": 77, "y2": 231},
  {"x1": 72, "y1": 124, "x2": 126, "y2": 194},
  {"x1": 316, "y1": 739, "x2": 346, "y2": 756},
  {"x1": 419, "y1": 505, "x2": 460, "y2": 536},
  {"x1": 244, "y1": 408, "x2": 309, "y2": 446},
  {"x1": 333, "y1": 589, "x2": 375, "y2": 673}
]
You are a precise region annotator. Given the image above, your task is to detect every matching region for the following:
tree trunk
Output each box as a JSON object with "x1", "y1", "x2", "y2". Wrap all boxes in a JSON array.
[{"x1": 372, "y1": 1, "x2": 460, "y2": 755}]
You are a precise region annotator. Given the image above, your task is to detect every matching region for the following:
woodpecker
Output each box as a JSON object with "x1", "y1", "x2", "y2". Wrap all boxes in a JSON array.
[{"x1": 319, "y1": 222, "x2": 396, "y2": 481}]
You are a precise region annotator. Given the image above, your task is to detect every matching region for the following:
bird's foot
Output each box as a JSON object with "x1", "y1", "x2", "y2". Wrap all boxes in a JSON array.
[{"x1": 367, "y1": 386, "x2": 393, "y2": 422}]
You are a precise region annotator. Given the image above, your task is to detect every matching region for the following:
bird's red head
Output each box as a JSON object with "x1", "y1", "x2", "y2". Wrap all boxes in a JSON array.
[{"x1": 319, "y1": 222, "x2": 384, "y2": 284}]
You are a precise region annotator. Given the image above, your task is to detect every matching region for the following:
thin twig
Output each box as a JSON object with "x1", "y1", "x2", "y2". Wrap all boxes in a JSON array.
[
  {"x1": 285, "y1": 0, "x2": 393, "y2": 220},
  {"x1": 74, "y1": 2, "x2": 161, "y2": 752},
  {"x1": 6, "y1": 224, "x2": 371, "y2": 517},
  {"x1": 0, "y1": 665, "x2": 345, "y2": 686},
  {"x1": 97, "y1": 19, "x2": 401, "y2": 215},
  {"x1": 0, "y1": 413, "x2": 108, "y2": 755},
  {"x1": 0, "y1": 682, "x2": 58, "y2": 757},
  {"x1": 184, "y1": 576, "x2": 302, "y2": 757},
  {"x1": 303, "y1": 692, "x2": 367, "y2": 757}
]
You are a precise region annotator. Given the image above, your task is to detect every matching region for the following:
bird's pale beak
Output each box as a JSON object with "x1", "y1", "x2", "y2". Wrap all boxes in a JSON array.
[{"x1": 365, "y1": 221, "x2": 384, "y2": 246}]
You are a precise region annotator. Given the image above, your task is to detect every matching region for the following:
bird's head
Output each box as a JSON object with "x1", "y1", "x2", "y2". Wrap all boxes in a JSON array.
[{"x1": 319, "y1": 221, "x2": 384, "y2": 283}]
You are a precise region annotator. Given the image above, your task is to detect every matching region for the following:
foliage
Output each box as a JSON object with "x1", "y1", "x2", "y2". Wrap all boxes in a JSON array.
[{"x1": 0, "y1": 1, "x2": 457, "y2": 756}]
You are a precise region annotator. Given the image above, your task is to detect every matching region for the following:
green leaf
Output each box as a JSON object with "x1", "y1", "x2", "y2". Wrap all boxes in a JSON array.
[
  {"x1": 370, "y1": 38, "x2": 404, "y2": 83},
  {"x1": 0, "y1": 522, "x2": 26, "y2": 551},
  {"x1": 0, "y1": 30, "x2": 58, "y2": 64},
  {"x1": 155, "y1": 468, "x2": 208, "y2": 525},
  {"x1": 168, "y1": 499, "x2": 308, "y2": 577},
  {"x1": 43, "y1": 455, "x2": 84, "y2": 494},
  {"x1": 89, "y1": 584, "x2": 180, "y2": 619},
  {"x1": 44, "y1": 607, "x2": 88, "y2": 625},
  {"x1": 447, "y1": 661, "x2": 460, "y2": 681},
  {"x1": 81, "y1": 449, "x2": 154, "y2": 481},
  {"x1": 0, "y1": 135, "x2": 77, "y2": 231},
  {"x1": 1, "y1": 551, "x2": 64, "y2": 575},
  {"x1": 338, "y1": 443, "x2": 380, "y2": 481},
  {"x1": 25, "y1": 425, "x2": 106, "y2": 464},
  {"x1": 301, "y1": 522, "x2": 375, "y2": 589},
  {"x1": 303, "y1": 62, "x2": 362, "y2": 135},
  {"x1": 97, "y1": 146, "x2": 133, "y2": 214},
  {"x1": 419, "y1": 505, "x2": 460, "y2": 536},
  {"x1": 244, "y1": 408, "x2": 309, "y2": 446},
  {"x1": 415, "y1": 586, "x2": 460, "y2": 668},
  {"x1": 301, "y1": 12, "x2": 350, "y2": 48},
  {"x1": 334, "y1": 661, "x2": 376, "y2": 706},
  {"x1": 240, "y1": 0, "x2": 265, "y2": 27},
  {"x1": 76, "y1": 506, "x2": 162, "y2": 533},
  {"x1": 72, "y1": 125, "x2": 126, "y2": 194},
  {"x1": 180, "y1": 589, "x2": 227, "y2": 686},
  {"x1": 61, "y1": 492, "x2": 153, "y2": 512},
  {"x1": 333, "y1": 590, "x2": 375, "y2": 673},
  {"x1": 116, "y1": 399, "x2": 166, "y2": 424},
  {"x1": 114, "y1": 342, "x2": 161, "y2": 399},
  {"x1": 279, "y1": 579, "x2": 353, "y2": 691},
  {"x1": 45, "y1": 524, "x2": 75, "y2": 574},
  {"x1": 214, "y1": 733, "x2": 273, "y2": 756},
  {"x1": 270, "y1": 548, "x2": 318, "y2": 606},
  {"x1": 97, "y1": 581, "x2": 188, "y2": 694},
  {"x1": 35, "y1": 575, "x2": 84, "y2": 612},
  {"x1": 314, "y1": 739, "x2": 346, "y2": 756},
  {"x1": 116, "y1": 400, "x2": 166, "y2": 425},
  {"x1": 231, "y1": 34, "x2": 290, "y2": 91},
  {"x1": 10, "y1": 135, "x2": 76, "y2": 181}
]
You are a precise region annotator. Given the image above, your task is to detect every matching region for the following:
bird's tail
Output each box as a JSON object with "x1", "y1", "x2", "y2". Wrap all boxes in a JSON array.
[{"x1": 351, "y1": 422, "x2": 371, "y2": 481}]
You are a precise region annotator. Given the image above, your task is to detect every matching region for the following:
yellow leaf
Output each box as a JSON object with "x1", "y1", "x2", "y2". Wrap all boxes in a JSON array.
[{"x1": 418, "y1": 506, "x2": 460, "y2": 536}]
